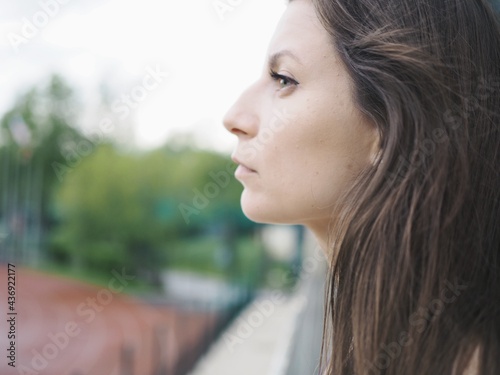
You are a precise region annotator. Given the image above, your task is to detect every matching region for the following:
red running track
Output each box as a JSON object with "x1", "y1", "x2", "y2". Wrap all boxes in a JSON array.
[{"x1": 0, "y1": 265, "x2": 217, "y2": 375}]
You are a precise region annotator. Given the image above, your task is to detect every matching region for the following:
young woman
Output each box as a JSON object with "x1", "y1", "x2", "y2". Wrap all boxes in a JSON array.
[{"x1": 223, "y1": 0, "x2": 500, "y2": 374}]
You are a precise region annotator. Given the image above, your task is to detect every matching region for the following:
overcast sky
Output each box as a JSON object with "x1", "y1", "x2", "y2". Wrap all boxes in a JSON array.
[{"x1": 0, "y1": 0, "x2": 286, "y2": 153}]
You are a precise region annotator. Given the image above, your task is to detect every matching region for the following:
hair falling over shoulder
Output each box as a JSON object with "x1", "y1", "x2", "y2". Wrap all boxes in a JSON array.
[{"x1": 305, "y1": 0, "x2": 500, "y2": 374}]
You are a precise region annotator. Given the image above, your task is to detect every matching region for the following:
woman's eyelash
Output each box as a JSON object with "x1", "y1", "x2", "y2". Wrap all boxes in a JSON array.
[{"x1": 269, "y1": 69, "x2": 299, "y2": 88}]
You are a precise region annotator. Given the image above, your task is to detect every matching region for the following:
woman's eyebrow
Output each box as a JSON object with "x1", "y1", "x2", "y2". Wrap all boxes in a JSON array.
[{"x1": 268, "y1": 49, "x2": 304, "y2": 69}]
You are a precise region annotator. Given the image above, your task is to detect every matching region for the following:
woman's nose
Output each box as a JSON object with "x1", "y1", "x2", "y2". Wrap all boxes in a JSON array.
[{"x1": 223, "y1": 84, "x2": 260, "y2": 138}]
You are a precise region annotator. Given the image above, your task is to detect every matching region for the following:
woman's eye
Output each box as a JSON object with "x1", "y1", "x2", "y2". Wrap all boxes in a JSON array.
[{"x1": 269, "y1": 70, "x2": 298, "y2": 90}]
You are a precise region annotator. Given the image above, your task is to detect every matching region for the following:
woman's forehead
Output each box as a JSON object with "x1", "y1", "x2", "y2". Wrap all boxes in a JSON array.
[{"x1": 266, "y1": 2, "x2": 332, "y2": 65}]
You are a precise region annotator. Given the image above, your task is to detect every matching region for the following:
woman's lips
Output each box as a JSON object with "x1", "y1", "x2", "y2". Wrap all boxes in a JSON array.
[
  {"x1": 235, "y1": 164, "x2": 258, "y2": 179},
  {"x1": 232, "y1": 155, "x2": 257, "y2": 178}
]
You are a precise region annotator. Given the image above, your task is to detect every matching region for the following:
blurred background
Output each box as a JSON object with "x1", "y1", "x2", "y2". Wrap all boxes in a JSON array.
[
  {"x1": 0, "y1": 1, "x2": 327, "y2": 374},
  {"x1": 3, "y1": 0, "x2": 498, "y2": 374}
]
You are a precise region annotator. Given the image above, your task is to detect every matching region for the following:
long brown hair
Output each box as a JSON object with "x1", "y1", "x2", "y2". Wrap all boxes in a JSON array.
[{"x1": 291, "y1": 0, "x2": 500, "y2": 374}]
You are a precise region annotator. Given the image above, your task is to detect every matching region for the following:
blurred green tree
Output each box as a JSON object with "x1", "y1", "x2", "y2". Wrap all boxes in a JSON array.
[
  {"x1": 0, "y1": 75, "x2": 85, "y2": 223},
  {"x1": 51, "y1": 143, "x2": 250, "y2": 286},
  {"x1": 1, "y1": 73, "x2": 256, "y2": 286},
  {"x1": 0, "y1": 75, "x2": 86, "y2": 263}
]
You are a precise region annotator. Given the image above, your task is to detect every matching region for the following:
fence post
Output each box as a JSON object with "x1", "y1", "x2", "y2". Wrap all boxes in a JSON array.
[
  {"x1": 152, "y1": 325, "x2": 168, "y2": 375},
  {"x1": 120, "y1": 343, "x2": 134, "y2": 375}
]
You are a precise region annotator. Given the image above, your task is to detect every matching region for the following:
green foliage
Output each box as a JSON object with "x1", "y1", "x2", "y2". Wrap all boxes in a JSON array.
[
  {"x1": 0, "y1": 74, "x2": 86, "y2": 228},
  {"x1": 165, "y1": 234, "x2": 266, "y2": 287},
  {"x1": 37, "y1": 260, "x2": 159, "y2": 294},
  {"x1": 50, "y1": 142, "x2": 253, "y2": 284},
  {"x1": 1, "y1": 73, "x2": 259, "y2": 288}
]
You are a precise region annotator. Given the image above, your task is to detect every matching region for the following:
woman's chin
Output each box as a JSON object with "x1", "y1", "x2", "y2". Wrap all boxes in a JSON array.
[
  {"x1": 241, "y1": 202, "x2": 274, "y2": 224},
  {"x1": 240, "y1": 192, "x2": 299, "y2": 225},
  {"x1": 241, "y1": 192, "x2": 282, "y2": 224}
]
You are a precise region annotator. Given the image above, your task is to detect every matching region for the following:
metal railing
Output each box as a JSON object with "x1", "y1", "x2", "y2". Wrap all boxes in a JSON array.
[{"x1": 285, "y1": 237, "x2": 327, "y2": 375}]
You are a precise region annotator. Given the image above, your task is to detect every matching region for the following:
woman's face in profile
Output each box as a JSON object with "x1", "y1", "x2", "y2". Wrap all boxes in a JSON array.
[{"x1": 224, "y1": 0, "x2": 379, "y2": 234}]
